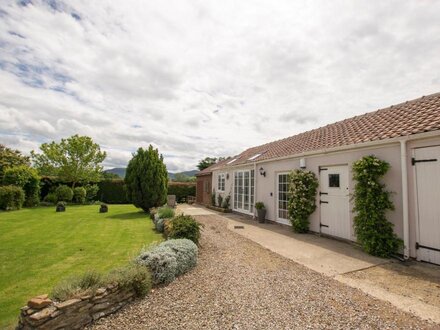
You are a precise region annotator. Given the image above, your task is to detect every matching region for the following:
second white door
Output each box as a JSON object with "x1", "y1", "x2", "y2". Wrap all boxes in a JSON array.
[{"x1": 319, "y1": 165, "x2": 351, "y2": 240}]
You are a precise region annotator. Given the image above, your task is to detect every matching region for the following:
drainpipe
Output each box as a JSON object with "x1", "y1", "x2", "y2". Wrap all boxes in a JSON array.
[
  {"x1": 400, "y1": 140, "x2": 410, "y2": 259},
  {"x1": 253, "y1": 162, "x2": 257, "y2": 219}
]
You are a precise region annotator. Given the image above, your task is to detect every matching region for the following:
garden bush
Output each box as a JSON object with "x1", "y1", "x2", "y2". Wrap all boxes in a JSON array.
[
  {"x1": 137, "y1": 245, "x2": 178, "y2": 285},
  {"x1": 288, "y1": 170, "x2": 318, "y2": 233},
  {"x1": 217, "y1": 194, "x2": 223, "y2": 208},
  {"x1": 85, "y1": 184, "x2": 100, "y2": 202},
  {"x1": 3, "y1": 165, "x2": 40, "y2": 207},
  {"x1": 0, "y1": 185, "x2": 25, "y2": 210},
  {"x1": 44, "y1": 192, "x2": 58, "y2": 204},
  {"x1": 104, "y1": 264, "x2": 152, "y2": 297},
  {"x1": 51, "y1": 270, "x2": 102, "y2": 301},
  {"x1": 161, "y1": 239, "x2": 198, "y2": 276},
  {"x1": 211, "y1": 190, "x2": 216, "y2": 206},
  {"x1": 158, "y1": 206, "x2": 175, "y2": 219},
  {"x1": 155, "y1": 218, "x2": 165, "y2": 233},
  {"x1": 73, "y1": 186, "x2": 86, "y2": 204},
  {"x1": 167, "y1": 183, "x2": 196, "y2": 203},
  {"x1": 167, "y1": 214, "x2": 203, "y2": 245},
  {"x1": 352, "y1": 155, "x2": 402, "y2": 257},
  {"x1": 56, "y1": 185, "x2": 73, "y2": 202},
  {"x1": 221, "y1": 195, "x2": 230, "y2": 209}
]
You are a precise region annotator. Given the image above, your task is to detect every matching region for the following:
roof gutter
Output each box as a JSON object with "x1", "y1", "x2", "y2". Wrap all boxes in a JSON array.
[
  {"x1": 209, "y1": 129, "x2": 440, "y2": 172},
  {"x1": 254, "y1": 129, "x2": 440, "y2": 166}
]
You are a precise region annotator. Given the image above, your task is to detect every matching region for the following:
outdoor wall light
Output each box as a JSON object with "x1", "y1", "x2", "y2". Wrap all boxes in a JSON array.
[
  {"x1": 300, "y1": 158, "x2": 306, "y2": 169},
  {"x1": 259, "y1": 167, "x2": 266, "y2": 177}
]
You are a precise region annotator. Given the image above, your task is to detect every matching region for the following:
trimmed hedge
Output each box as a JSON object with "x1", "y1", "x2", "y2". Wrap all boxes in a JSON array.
[
  {"x1": 168, "y1": 182, "x2": 196, "y2": 203},
  {"x1": 95, "y1": 181, "x2": 196, "y2": 205},
  {"x1": 56, "y1": 185, "x2": 73, "y2": 202},
  {"x1": 73, "y1": 187, "x2": 86, "y2": 204},
  {"x1": 3, "y1": 165, "x2": 40, "y2": 207},
  {"x1": 98, "y1": 179, "x2": 128, "y2": 204},
  {"x1": 0, "y1": 185, "x2": 25, "y2": 210}
]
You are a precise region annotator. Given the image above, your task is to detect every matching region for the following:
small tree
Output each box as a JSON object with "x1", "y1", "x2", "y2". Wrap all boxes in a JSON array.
[
  {"x1": 125, "y1": 146, "x2": 168, "y2": 212},
  {"x1": 197, "y1": 157, "x2": 222, "y2": 171},
  {"x1": 352, "y1": 155, "x2": 402, "y2": 257},
  {"x1": 0, "y1": 144, "x2": 30, "y2": 182},
  {"x1": 31, "y1": 135, "x2": 106, "y2": 188},
  {"x1": 3, "y1": 165, "x2": 40, "y2": 207},
  {"x1": 288, "y1": 170, "x2": 318, "y2": 233}
]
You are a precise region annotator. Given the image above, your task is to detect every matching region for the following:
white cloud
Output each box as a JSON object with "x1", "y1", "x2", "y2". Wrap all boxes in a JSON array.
[{"x1": 1, "y1": 0, "x2": 440, "y2": 171}]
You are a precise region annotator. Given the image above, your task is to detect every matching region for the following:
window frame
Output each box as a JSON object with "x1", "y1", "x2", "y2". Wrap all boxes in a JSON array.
[{"x1": 217, "y1": 173, "x2": 226, "y2": 192}]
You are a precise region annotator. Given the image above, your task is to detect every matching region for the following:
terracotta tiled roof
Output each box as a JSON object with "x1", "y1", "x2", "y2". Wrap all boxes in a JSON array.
[{"x1": 210, "y1": 92, "x2": 440, "y2": 170}]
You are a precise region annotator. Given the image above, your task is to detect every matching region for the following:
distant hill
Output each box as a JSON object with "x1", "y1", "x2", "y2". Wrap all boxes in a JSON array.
[
  {"x1": 104, "y1": 167, "x2": 126, "y2": 178},
  {"x1": 168, "y1": 170, "x2": 198, "y2": 180},
  {"x1": 104, "y1": 168, "x2": 198, "y2": 180}
]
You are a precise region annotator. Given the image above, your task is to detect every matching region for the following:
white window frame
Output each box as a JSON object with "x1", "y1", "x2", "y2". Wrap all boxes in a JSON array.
[
  {"x1": 276, "y1": 172, "x2": 291, "y2": 225},
  {"x1": 217, "y1": 173, "x2": 226, "y2": 192}
]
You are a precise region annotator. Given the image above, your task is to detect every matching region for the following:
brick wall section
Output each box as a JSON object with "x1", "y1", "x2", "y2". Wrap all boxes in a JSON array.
[{"x1": 17, "y1": 285, "x2": 135, "y2": 329}]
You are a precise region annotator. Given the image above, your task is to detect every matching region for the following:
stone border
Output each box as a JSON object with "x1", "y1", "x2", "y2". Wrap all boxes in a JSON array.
[
  {"x1": 206, "y1": 205, "x2": 231, "y2": 213},
  {"x1": 17, "y1": 285, "x2": 135, "y2": 329}
]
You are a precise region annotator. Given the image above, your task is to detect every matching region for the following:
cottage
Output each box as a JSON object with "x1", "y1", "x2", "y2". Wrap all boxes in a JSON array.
[{"x1": 196, "y1": 92, "x2": 440, "y2": 265}]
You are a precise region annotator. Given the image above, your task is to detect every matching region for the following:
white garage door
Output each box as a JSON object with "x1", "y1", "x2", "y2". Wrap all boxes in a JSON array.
[
  {"x1": 319, "y1": 165, "x2": 351, "y2": 240},
  {"x1": 414, "y1": 146, "x2": 440, "y2": 265}
]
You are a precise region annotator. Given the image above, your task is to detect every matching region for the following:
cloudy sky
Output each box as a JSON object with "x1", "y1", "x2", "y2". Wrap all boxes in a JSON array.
[{"x1": 1, "y1": 1, "x2": 440, "y2": 171}]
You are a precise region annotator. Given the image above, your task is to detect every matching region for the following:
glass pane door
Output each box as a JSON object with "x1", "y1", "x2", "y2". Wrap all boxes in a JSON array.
[{"x1": 278, "y1": 173, "x2": 289, "y2": 220}]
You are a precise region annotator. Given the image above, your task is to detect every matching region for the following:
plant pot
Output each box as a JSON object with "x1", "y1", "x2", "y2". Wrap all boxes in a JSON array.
[{"x1": 257, "y1": 208, "x2": 266, "y2": 223}]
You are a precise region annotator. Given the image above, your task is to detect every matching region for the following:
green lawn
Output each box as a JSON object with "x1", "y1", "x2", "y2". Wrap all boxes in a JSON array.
[{"x1": 0, "y1": 204, "x2": 162, "y2": 329}]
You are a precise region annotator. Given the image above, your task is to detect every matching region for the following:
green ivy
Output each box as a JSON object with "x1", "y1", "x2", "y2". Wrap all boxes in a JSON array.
[
  {"x1": 288, "y1": 170, "x2": 318, "y2": 233},
  {"x1": 352, "y1": 155, "x2": 402, "y2": 257}
]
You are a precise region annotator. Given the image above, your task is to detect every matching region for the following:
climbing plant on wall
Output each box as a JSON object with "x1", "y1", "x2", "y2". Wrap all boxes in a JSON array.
[
  {"x1": 352, "y1": 155, "x2": 402, "y2": 257},
  {"x1": 287, "y1": 170, "x2": 319, "y2": 233}
]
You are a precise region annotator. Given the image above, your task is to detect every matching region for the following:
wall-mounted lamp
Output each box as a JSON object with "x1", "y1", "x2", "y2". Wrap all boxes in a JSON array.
[
  {"x1": 259, "y1": 167, "x2": 266, "y2": 177},
  {"x1": 300, "y1": 158, "x2": 306, "y2": 169}
]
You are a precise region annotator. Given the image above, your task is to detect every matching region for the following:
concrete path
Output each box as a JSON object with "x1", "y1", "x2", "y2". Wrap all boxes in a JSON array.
[
  {"x1": 180, "y1": 204, "x2": 440, "y2": 324},
  {"x1": 226, "y1": 216, "x2": 386, "y2": 277}
]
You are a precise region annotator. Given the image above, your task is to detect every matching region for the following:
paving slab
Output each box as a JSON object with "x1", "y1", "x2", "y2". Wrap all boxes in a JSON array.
[{"x1": 225, "y1": 216, "x2": 386, "y2": 277}]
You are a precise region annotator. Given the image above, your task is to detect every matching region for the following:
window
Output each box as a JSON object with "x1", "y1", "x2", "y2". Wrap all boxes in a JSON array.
[
  {"x1": 329, "y1": 174, "x2": 340, "y2": 188},
  {"x1": 204, "y1": 180, "x2": 210, "y2": 193},
  {"x1": 278, "y1": 173, "x2": 289, "y2": 219},
  {"x1": 218, "y1": 173, "x2": 225, "y2": 191}
]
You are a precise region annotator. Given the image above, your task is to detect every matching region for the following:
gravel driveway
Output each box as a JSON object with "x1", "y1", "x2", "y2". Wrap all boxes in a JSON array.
[{"x1": 92, "y1": 215, "x2": 431, "y2": 329}]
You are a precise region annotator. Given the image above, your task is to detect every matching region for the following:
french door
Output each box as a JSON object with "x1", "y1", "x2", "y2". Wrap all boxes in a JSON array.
[{"x1": 233, "y1": 170, "x2": 254, "y2": 214}]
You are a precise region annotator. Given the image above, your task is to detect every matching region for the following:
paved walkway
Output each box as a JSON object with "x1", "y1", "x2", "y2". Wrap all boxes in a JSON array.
[{"x1": 178, "y1": 204, "x2": 440, "y2": 324}]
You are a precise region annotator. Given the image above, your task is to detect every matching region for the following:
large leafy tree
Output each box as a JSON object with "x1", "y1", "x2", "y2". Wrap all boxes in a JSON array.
[
  {"x1": 0, "y1": 144, "x2": 30, "y2": 181},
  {"x1": 31, "y1": 135, "x2": 106, "y2": 188},
  {"x1": 125, "y1": 146, "x2": 168, "y2": 212}
]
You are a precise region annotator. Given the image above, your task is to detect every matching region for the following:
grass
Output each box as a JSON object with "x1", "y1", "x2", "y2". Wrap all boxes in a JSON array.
[{"x1": 0, "y1": 204, "x2": 162, "y2": 329}]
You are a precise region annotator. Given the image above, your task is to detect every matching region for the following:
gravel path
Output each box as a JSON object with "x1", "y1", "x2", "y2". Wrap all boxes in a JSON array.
[{"x1": 92, "y1": 215, "x2": 432, "y2": 329}]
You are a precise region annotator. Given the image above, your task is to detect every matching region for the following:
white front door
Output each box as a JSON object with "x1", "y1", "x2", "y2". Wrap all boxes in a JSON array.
[
  {"x1": 319, "y1": 165, "x2": 351, "y2": 240},
  {"x1": 233, "y1": 170, "x2": 254, "y2": 215},
  {"x1": 414, "y1": 146, "x2": 440, "y2": 265}
]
